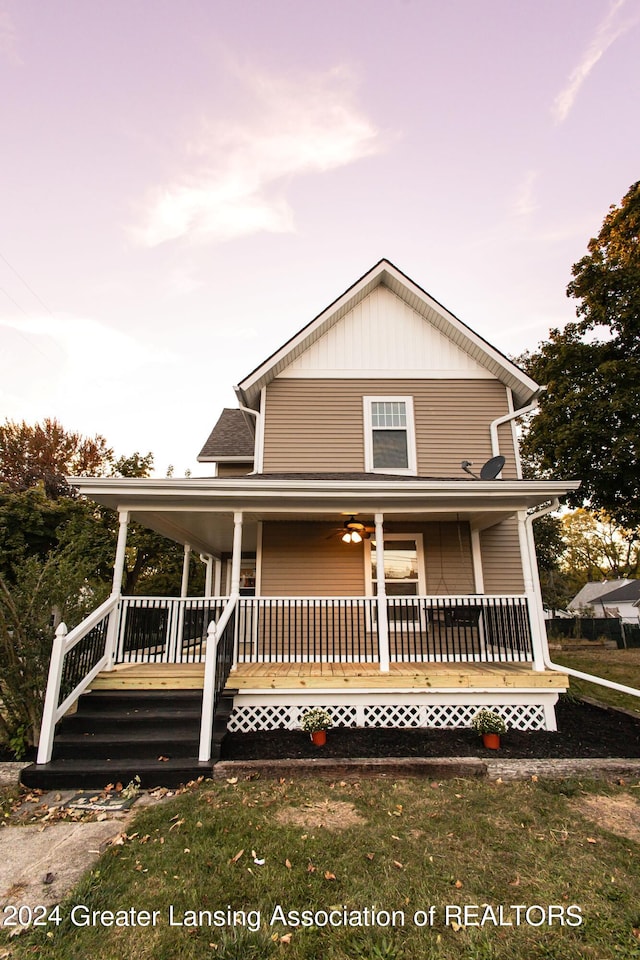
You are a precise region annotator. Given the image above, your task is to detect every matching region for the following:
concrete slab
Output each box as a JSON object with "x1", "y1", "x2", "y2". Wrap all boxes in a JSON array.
[{"x1": 0, "y1": 818, "x2": 127, "y2": 927}]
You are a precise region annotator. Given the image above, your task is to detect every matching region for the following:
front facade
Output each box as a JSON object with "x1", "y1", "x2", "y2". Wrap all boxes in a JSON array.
[{"x1": 35, "y1": 260, "x2": 579, "y2": 776}]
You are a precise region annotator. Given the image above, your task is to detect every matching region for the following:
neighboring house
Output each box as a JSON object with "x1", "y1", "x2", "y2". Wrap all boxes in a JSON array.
[
  {"x1": 28, "y1": 260, "x2": 580, "y2": 787},
  {"x1": 569, "y1": 580, "x2": 640, "y2": 622}
]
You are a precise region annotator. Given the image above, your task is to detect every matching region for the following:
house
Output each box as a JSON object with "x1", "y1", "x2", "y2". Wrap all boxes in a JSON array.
[
  {"x1": 569, "y1": 580, "x2": 640, "y2": 623},
  {"x1": 26, "y1": 260, "x2": 580, "y2": 788}
]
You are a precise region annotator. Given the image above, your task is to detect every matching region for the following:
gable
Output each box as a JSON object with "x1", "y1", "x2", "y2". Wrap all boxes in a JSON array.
[
  {"x1": 236, "y1": 260, "x2": 539, "y2": 410},
  {"x1": 278, "y1": 285, "x2": 493, "y2": 379}
]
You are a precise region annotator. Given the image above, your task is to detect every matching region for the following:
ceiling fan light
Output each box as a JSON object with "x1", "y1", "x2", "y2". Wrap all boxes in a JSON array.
[
  {"x1": 350, "y1": 530, "x2": 362, "y2": 543},
  {"x1": 342, "y1": 532, "x2": 352, "y2": 543}
]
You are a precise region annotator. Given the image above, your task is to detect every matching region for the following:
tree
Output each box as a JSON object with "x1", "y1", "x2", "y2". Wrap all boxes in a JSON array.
[
  {"x1": 0, "y1": 418, "x2": 113, "y2": 497},
  {"x1": 519, "y1": 182, "x2": 640, "y2": 528}
]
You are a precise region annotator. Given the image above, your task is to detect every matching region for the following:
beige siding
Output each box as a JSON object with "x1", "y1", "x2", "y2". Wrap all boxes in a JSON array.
[
  {"x1": 216, "y1": 462, "x2": 253, "y2": 478},
  {"x1": 480, "y1": 519, "x2": 525, "y2": 593},
  {"x1": 260, "y1": 520, "x2": 475, "y2": 597},
  {"x1": 261, "y1": 522, "x2": 366, "y2": 596},
  {"x1": 262, "y1": 378, "x2": 518, "y2": 478}
]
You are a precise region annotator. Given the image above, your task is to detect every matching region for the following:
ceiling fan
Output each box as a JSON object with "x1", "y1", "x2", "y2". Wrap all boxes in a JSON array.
[
  {"x1": 325, "y1": 516, "x2": 375, "y2": 543},
  {"x1": 338, "y1": 516, "x2": 375, "y2": 543}
]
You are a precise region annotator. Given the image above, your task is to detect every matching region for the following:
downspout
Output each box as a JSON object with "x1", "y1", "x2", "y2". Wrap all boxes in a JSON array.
[
  {"x1": 490, "y1": 388, "x2": 545, "y2": 466},
  {"x1": 234, "y1": 386, "x2": 263, "y2": 474},
  {"x1": 525, "y1": 500, "x2": 640, "y2": 701}
]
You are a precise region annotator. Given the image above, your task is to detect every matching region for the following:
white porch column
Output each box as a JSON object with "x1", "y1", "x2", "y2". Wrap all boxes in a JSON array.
[
  {"x1": 374, "y1": 512, "x2": 390, "y2": 672},
  {"x1": 106, "y1": 510, "x2": 129, "y2": 669},
  {"x1": 517, "y1": 510, "x2": 545, "y2": 671},
  {"x1": 230, "y1": 513, "x2": 243, "y2": 594},
  {"x1": 201, "y1": 554, "x2": 214, "y2": 597},
  {"x1": 213, "y1": 558, "x2": 222, "y2": 596},
  {"x1": 470, "y1": 526, "x2": 485, "y2": 594},
  {"x1": 111, "y1": 510, "x2": 129, "y2": 596},
  {"x1": 181, "y1": 544, "x2": 192, "y2": 597}
]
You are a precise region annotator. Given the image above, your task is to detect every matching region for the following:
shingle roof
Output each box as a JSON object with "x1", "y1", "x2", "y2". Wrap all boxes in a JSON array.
[
  {"x1": 568, "y1": 580, "x2": 633, "y2": 609},
  {"x1": 198, "y1": 409, "x2": 255, "y2": 460},
  {"x1": 595, "y1": 580, "x2": 640, "y2": 604}
]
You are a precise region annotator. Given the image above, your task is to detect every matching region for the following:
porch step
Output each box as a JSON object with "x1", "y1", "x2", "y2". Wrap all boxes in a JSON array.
[
  {"x1": 20, "y1": 757, "x2": 213, "y2": 791},
  {"x1": 21, "y1": 689, "x2": 237, "y2": 791}
]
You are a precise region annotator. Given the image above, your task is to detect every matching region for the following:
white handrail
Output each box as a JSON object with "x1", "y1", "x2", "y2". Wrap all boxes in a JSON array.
[
  {"x1": 544, "y1": 655, "x2": 640, "y2": 700},
  {"x1": 198, "y1": 593, "x2": 239, "y2": 762},
  {"x1": 37, "y1": 595, "x2": 120, "y2": 764}
]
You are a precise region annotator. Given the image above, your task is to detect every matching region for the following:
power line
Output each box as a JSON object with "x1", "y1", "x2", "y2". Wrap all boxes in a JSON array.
[{"x1": 0, "y1": 250, "x2": 55, "y2": 316}]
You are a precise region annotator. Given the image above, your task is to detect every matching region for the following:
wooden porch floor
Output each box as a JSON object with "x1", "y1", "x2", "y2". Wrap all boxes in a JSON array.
[{"x1": 90, "y1": 661, "x2": 568, "y2": 691}]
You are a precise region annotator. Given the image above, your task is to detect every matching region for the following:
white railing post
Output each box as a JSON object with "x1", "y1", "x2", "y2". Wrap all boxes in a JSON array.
[
  {"x1": 37, "y1": 622, "x2": 68, "y2": 764},
  {"x1": 517, "y1": 510, "x2": 545, "y2": 670},
  {"x1": 199, "y1": 619, "x2": 218, "y2": 762},
  {"x1": 105, "y1": 509, "x2": 129, "y2": 669},
  {"x1": 374, "y1": 513, "x2": 390, "y2": 672}
]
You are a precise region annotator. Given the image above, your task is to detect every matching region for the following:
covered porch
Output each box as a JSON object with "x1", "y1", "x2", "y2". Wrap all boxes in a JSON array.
[{"x1": 35, "y1": 474, "x2": 579, "y2": 766}]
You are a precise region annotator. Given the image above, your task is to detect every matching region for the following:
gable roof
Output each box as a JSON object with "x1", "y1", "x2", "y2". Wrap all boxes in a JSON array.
[
  {"x1": 198, "y1": 408, "x2": 255, "y2": 461},
  {"x1": 596, "y1": 580, "x2": 640, "y2": 604},
  {"x1": 235, "y1": 259, "x2": 540, "y2": 411},
  {"x1": 568, "y1": 580, "x2": 633, "y2": 610}
]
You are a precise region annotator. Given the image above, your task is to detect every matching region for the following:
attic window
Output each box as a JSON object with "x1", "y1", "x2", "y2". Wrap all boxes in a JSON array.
[{"x1": 363, "y1": 397, "x2": 417, "y2": 474}]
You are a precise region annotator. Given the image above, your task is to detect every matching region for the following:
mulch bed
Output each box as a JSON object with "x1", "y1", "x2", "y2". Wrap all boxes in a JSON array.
[
  {"x1": 221, "y1": 697, "x2": 640, "y2": 762},
  {"x1": 2, "y1": 698, "x2": 638, "y2": 765}
]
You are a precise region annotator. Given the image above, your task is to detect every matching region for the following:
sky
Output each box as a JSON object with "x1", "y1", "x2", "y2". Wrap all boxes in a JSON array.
[{"x1": 1, "y1": 0, "x2": 638, "y2": 476}]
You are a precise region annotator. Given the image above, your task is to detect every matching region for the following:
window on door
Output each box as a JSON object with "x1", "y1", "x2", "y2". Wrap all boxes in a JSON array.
[{"x1": 363, "y1": 397, "x2": 417, "y2": 474}]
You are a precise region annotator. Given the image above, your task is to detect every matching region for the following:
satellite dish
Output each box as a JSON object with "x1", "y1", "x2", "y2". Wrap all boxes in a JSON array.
[
  {"x1": 480, "y1": 455, "x2": 505, "y2": 480},
  {"x1": 461, "y1": 456, "x2": 505, "y2": 480}
]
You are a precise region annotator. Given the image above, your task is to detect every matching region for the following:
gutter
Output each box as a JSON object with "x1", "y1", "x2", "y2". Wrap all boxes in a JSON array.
[
  {"x1": 490, "y1": 387, "x2": 546, "y2": 464},
  {"x1": 525, "y1": 499, "x2": 640, "y2": 701}
]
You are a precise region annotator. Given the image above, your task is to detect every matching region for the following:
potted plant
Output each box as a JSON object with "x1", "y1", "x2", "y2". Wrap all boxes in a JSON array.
[
  {"x1": 471, "y1": 709, "x2": 507, "y2": 749},
  {"x1": 300, "y1": 707, "x2": 333, "y2": 746}
]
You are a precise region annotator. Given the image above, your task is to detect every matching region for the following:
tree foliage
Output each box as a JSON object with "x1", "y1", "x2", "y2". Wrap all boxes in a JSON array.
[
  {"x1": 0, "y1": 418, "x2": 113, "y2": 497},
  {"x1": 520, "y1": 182, "x2": 640, "y2": 528},
  {"x1": 0, "y1": 419, "x2": 197, "y2": 751}
]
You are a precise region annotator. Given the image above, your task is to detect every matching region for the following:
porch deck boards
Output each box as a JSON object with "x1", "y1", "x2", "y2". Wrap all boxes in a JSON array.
[{"x1": 90, "y1": 661, "x2": 568, "y2": 691}]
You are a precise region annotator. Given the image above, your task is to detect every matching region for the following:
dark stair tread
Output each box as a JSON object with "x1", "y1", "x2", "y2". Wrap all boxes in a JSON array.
[{"x1": 21, "y1": 757, "x2": 213, "y2": 790}]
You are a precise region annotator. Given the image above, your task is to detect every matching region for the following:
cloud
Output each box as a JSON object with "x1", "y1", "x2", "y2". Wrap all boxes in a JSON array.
[
  {"x1": 512, "y1": 169, "x2": 539, "y2": 217},
  {"x1": 131, "y1": 67, "x2": 382, "y2": 247},
  {"x1": 0, "y1": 10, "x2": 21, "y2": 64},
  {"x1": 0, "y1": 312, "x2": 172, "y2": 379},
  {"x1": 552, "y1": 0, "x2": 637, "y2": 124}
]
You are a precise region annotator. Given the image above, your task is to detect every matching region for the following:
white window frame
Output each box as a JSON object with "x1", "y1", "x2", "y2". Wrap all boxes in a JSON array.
[
  {"x1": 363, "y1": 396, "x2": 417, "y2": 475},
  {"x1": 364, "y1": 533, "x2": 426, "y2": 597}
]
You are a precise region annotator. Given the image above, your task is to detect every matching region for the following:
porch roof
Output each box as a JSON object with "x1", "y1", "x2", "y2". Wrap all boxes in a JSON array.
[{"x1": 72, "y1": 474, "x2": 580, "y2": 558}]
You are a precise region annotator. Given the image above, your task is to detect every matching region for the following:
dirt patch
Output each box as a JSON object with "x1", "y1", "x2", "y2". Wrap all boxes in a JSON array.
[
  {"x1": 275, "y1": 800, "x2": 366, "y2": 831},
  {"x1": 571, "y1": 794, "x2": 640, "y2": 844}
]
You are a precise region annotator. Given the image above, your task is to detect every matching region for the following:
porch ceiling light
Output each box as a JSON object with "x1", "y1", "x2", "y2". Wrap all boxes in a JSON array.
[{"x1": 342, "y1": 516, "x2": 366, "y2": 544}]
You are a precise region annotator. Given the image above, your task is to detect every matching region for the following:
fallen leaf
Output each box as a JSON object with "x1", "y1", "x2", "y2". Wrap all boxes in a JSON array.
[
  {"x1": 393, "y1": 860, "x2": 404, "y2": 870},
  {"x1": 226, "y1": 777, "x2": 238, "y2": 785},
  {"x1": 509, "y1": 876, "x2": 521, "y2": 886},
  {"x1": 450, "y1": 920, "x2": 464, "y2": 932},
  {"x1": 587, "y1": 838, "x2": 598, "y2": 844},
  {"x1": 632, "y1": 927, "x2": 640, "y2": 941},
  {"x1": 169, "y1": 818, "x2": 185, "y2": 832},
  {"x1": 285, "y1": 858, "x2": 292, "y2": 869},
  {"x1": 307, "y1": 862, "x2": 316, "y2": 873},
  {"x1": 454, "y1": 879, "x2": 463, "y2": 888},
  {"x1": 531, "y1": 775, "x2": 538, "y2": 782},
  {"x1": 280, "y1": 933, "x2": 293, "y2": 944},
  {"x1": 229, "y1": 849, "x2": 245, "y2": 864},
  {"x1": 115, "y1": 782, "x2": 123, "y2": 793},
  {"x1": 365, "y1": 853, "x2": 375, "y2": 861},
  {"x1": 158, "y1": 755, "x2": 169, "y2": 762},
  {"x1": 324, "y1": 871, "x2": 336, "y2": 880},
  {"x1": 42, "y1": 872, "x2": 56, "y2": 885}
]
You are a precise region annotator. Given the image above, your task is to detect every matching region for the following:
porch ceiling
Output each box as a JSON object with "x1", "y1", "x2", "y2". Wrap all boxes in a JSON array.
[{"x1": 72, "y1": 476, "x2": 580, "y2": 555}]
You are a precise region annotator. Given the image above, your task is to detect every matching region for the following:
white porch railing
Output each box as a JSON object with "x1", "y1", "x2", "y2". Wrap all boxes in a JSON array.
[
  {"x1": 231, "y1": 595, "x2": 534, "y2": 664},
  {"x1": 37, "y1": 595, "x2": 119, "y2": 764},
  {"x1": 115, "y1": 596, "x2": 229, "y2": 663}
]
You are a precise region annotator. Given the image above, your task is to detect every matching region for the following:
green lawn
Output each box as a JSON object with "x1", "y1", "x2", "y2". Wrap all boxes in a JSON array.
[
  {"x1": 553, "y1": 647, "x2": 640, "y2": 717},
  {"x1": 3, "y1": 775, "x2": 640, "y2": 960}
]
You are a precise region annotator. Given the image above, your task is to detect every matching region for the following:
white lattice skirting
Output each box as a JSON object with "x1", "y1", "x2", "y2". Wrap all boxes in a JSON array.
[{"x1": 227, "y1": 693, "x2": 558, "y2": 732}]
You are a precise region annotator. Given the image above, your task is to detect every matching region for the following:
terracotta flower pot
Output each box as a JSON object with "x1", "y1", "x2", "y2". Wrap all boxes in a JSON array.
[
  {"x1": 482, "y1": 733, "x2": 501, "y2": 750},
  {"x1": 311, "y1": 730, "x2": 327, "y2": 746}
]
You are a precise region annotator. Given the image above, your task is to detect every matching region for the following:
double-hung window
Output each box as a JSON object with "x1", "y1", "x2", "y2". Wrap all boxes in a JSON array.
[{"x1": 363, "y1": 396, "x2": 417, "y2": 474}]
